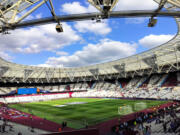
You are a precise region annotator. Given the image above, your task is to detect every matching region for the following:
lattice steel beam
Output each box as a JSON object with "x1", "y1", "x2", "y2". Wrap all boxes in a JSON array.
[{"x1": 1, "y1": 10, "x2": 180, "y2": 32}]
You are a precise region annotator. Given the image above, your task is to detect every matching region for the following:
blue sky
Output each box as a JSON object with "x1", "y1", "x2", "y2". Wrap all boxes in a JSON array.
[{"x1": 0, "y1": 0, "x2": 177, "y2": 67}]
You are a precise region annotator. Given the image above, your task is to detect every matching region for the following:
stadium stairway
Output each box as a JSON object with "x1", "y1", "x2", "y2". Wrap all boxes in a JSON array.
[
  {"x1": 147, "y1": 75, "x2": 159, "y2": 87},
  {"x1": 158, "y1": 74, "x2": 169, "y2": 87},
  {"x1": 136, "y1": 76, "x2": 148, "y2": 88},
  {"x1": 116, "y1": 81, "x2": 122, "y2": 88},
  {"x1": 163, "y1": 72, "x2": 177, "y2": 87}
]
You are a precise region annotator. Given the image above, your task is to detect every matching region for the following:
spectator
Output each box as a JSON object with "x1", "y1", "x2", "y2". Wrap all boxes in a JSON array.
[
  {"x1": 64, "y1": 121, "x2": 67, "y2": 127},
  {"x1": 18, "y1": 132, "x2": 22, "y2": 135},
  {"x1": 163, "y1": 121, "x2": 167, "y2": 132},
  {"x1": 144, "y1": 126, "x2": 151, "y2": 135},
  {"x1": 62, "y1": 121, "x2": 65, "y2": 129},
  {"x1": 2, "y1": 123, "x2": 5, "y2": 133}
]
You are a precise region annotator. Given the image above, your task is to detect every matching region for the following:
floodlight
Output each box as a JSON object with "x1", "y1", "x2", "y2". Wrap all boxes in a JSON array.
[
  {"x1": 148, "y1": 18, "x2": 157, "y2": 27},
  {"x1": 56, "y1": 23, "x2": 63, "y2": 33}
]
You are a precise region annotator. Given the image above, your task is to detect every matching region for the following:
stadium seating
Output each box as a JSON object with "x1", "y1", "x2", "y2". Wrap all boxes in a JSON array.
[
  {"x1": 71, "y1": 86, "x2": 180, "y2": 100},
  {"x1": 1, "y1": 93, "x2": 69, "y2": 103},
  {"x1": 0, "y1": 72, "x2": 180, "y2": 102}
]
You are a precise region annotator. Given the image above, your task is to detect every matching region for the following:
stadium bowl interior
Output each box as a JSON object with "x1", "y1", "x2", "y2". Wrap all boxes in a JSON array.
[{"x1": 0, "y1": 0, "x2": 180, "y2": 135}]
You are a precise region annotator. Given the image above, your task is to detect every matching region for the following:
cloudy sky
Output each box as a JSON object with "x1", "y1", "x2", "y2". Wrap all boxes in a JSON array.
[{"x1": 0, "y1": 0, "x2": 177, "y2": 67}]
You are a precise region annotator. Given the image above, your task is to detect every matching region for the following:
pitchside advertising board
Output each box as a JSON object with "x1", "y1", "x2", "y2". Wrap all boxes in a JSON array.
[{"x1": 17, "y1": 88, "x2": 39, "y2": 95}]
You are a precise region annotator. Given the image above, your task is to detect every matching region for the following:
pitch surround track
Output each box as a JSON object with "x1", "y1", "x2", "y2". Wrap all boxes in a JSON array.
[{"x1": 0, "y1": 0, "x2": 180, "y2": 84}]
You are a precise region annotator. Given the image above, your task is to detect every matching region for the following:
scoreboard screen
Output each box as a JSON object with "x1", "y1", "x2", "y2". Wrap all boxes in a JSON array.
[{"x1": 17, "y1": 88, "x2": 37, "y2": 95}]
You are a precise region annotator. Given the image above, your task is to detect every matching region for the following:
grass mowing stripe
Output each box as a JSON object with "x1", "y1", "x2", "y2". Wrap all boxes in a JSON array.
[{"x1": 10, "y1": 98, "x2": 168, "y2": 129}]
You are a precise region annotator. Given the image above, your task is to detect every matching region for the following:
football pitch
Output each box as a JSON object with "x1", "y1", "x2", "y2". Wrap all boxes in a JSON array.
[{"x1": 9, "y1": 98, "x2": 167, "y2": 129}]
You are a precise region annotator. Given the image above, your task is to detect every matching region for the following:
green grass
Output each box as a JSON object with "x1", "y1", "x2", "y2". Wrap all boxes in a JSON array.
[{"x1": 9, "y1": 98, "x2": 168, "y2": 129}]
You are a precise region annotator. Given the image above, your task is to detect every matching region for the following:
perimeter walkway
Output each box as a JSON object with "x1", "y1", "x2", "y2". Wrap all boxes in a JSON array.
[{"x1": 0, "y1": 120, "x2": 49, "y2": 135}]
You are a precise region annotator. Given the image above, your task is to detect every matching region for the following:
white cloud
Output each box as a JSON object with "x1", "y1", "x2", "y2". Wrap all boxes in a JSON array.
[
  {"x1": 114, "y1": 0, "x2": 158, "y2": 10},
  {"x1": 61, "y1": 2, "x2": 111, "y2": 35},
  {"x1": 36, "y1": 64, "x2": 64, "y2": 68},
  {"x1": 43, "y1": 39, "x2": 137, "y2": 67},
  {"x1": 61, "y1": 2, "x2": 97, "y2": 14},
  {"x1": 0, "y1": 23, "x2": 81, "y2": 54},
  {"x1": 125, "y1": 17, "x2": 148, "y2": 24},
  {"x1": 56, "y1": 51, "x2": 69, "y2": 56},
  {"x1": 139, "y1": 34, "x2": 174, "y2": 48},
  {"x1": 0, "y1": 52, "x2": 13, "y2": 61},
  {"x1": 74, "y1": 21, "x2": 111, "y2": 35},
  {"x1": 36, "y1": 64, "x2": 52, "y2": 67}
]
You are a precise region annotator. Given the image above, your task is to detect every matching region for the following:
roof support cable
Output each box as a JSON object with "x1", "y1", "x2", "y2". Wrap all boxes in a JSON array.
[
  {"x1": 44, "y1": 0, "x2": 63, "y2": 32},
  {"x1": 148, "y1": 0, "x2": 167, "y2": 27}
]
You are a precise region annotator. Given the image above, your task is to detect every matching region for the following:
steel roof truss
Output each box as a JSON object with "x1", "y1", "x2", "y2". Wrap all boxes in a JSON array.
[
  {"x1": 35, "y1": 69, "x2": 44, "y2": 82},
  {"x1": 45, "y1": 69, "x2": 54, "y2": 82},
  {"x1": 67, "y1": 71, "x2": 75, "y2": 82},
  {"x1": 0, "y1": 66, "x2": 9, "y2": 77},
  {"x1": 23, "y1": 69, "x2": 33, "y2": 82}
]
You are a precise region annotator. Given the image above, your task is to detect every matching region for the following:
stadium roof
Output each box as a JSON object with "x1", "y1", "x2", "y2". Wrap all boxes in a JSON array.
[{"x1": 0, "y1": 0, "x2": 180, "y2": 84}]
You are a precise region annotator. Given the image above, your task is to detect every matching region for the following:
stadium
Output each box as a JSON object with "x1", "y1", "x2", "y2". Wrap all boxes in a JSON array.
[{"x1": 0, "y1": 0, "x2": 180, "y2": 135}]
